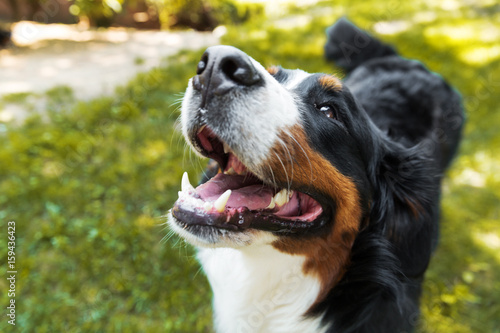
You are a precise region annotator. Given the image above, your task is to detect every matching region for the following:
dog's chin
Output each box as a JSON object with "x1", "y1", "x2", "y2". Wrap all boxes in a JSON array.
[{"x1": 168, "y1": 212, "x2": 276, "y2": 249}]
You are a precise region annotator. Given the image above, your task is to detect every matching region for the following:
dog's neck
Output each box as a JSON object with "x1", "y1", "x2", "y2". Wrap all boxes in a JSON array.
[{"x1": 197, "y1": 244, "x2": 328, "y2": 333}]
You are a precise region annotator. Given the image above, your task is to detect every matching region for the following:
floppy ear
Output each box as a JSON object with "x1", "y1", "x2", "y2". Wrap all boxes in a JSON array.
[
  {"x1": 369, "y1": 140, "x2": 439, "y2": 277},
  {"x1": 334, "y1": 91, "x2": 438, "y2": 274}
]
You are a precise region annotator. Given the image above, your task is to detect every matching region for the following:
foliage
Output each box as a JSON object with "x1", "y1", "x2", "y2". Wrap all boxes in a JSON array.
[
  {"x1": 65, "y1": 0, "x2": 264, "y2": 29},
  {"x1": 0, "y1": 0, "x2": 499, "y2": 332},
  {"x1": 69, "y1": 0, "x2": 126, "y2": 27},
  {"x1": 150, "y1": 0, "x2": 265, "y2": 31}
]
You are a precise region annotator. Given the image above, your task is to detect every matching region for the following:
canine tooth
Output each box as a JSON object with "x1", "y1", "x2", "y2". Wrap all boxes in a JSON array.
[
  {"x1": 181, "y1": 172, "x2": 195, "y2": 193},
  {"x1": 274, "y1": 189, "x2": 290, "y2": 206},
  {"x1": 214, "y1": 190, "x2": 232, "y2": 213}
]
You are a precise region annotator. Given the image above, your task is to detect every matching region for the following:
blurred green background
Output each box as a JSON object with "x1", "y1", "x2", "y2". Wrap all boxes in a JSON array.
[{"x1": 1, "y1": 0, "x2": 499, "y2": 332}]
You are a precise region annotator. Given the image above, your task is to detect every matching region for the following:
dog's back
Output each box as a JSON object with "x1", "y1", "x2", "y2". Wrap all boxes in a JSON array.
[
  {"x1": 318, "y1": 18, "x2": 464, "y2": 332},
  {"x1": 325, "y1": 18, "x2": 464, "y2": 171}
]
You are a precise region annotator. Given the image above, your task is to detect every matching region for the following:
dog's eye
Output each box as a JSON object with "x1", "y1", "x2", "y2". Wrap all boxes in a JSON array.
[
  {"x1": 315, "y1": 104, "x2": 336, "y2": 119},
  {"x1": 320, "y1": 106, "x2": 335, "y2": 118}
]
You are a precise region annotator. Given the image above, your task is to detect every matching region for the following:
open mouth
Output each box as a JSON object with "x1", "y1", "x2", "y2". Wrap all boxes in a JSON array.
[{"x1": 172, "y1": 126, "x2": 328, "y2": 233}]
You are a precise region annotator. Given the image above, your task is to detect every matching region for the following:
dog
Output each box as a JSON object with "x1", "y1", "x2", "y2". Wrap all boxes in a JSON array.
[{"x1": 168, "y1": 18, "x2": 464, "y2": 333}]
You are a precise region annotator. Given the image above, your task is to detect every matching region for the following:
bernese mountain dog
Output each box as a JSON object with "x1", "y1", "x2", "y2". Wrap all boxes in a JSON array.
[{"x1": 168, "y1": 18, "x2": 464, "y2": 333}]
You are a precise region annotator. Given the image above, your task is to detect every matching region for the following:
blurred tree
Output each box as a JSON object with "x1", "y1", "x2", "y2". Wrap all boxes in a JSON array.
[
  {"x1": 148, "y1": 0, "x2": 264, "y2": 31},
  {"x1": 7, "y1": 0, "x2": 20, "y2": 20},
  {"x1": 1, "y1": 0, "x2": 262, "y2": 29},
  {"x1": 69, "y1": 0, "x2": 126, "y2": 27},
  {"x1": 4, "y1": 0, "x2": 43, "y2": 21},
  {"x1": 154, "y1": 0, "x2": 218, "y2": 31}
]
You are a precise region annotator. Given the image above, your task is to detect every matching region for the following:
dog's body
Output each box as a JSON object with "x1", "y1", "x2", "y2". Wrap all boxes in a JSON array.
[{"x1": 169, "y1": 18, "x2": 464, "y2": 333}]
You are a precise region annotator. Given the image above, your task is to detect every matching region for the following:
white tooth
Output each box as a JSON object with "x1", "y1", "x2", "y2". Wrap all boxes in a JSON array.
[
  {"x1": 266, "y1": 197, "x2": 275, "y2": 210},
  {"x1": 288, "y1": 190, "x2": 294, "y2": 198},
  {"x1": 223, "y1": 142, "x2": 231, "y2": 154},
  {"x1": 203, "y1": 202, "x2": 213, "y2": 211},
  {"x1": 214, "y1": 190, "x2": 232, "y2": 213},
  {"x1": 274, "y1": 189, "x2": 290, "y2": 206},
  {"x1": 224, "y1": 167, "x2": 236, "y2": 175},
  {"x1": 182, "y1": 172, "x2": 195, "y2": 193}
]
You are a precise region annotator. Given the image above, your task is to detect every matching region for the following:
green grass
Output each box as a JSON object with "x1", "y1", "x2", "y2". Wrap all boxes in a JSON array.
[
  {"x1": 1, "y1": 92, "x2": 34, "y2": 104},
  {"x1": 134, "y1": 56, "x2": 146, "y2": 66},
  {"x1": 1, "y1": 0, "x2": 499, "y2": 332}
]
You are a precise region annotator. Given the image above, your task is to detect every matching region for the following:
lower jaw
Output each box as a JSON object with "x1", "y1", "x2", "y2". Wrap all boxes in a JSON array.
[{"x1": 171, "y1": 201, "x2": 329, "y2": 234}]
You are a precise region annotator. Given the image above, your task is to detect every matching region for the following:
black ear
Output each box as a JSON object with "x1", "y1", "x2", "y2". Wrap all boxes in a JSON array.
[{"x1": 369, "y1": 141, "x2": 440, "y2": 277}]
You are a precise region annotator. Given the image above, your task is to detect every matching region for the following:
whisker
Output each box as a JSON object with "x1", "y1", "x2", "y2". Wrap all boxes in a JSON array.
[
  {"x1": 194, "y1": 265, "x2": 205, "y2": 279},
  {"x1": 160, "y1": 228, "x2": 178, "y2": 244},
  {"x1": 284, "y1": 135, "x2": 315, "y2": 185},
  {"x1": 169, "y1": 93, "x2": 185, "y2": 115},
  {"x1": 267, "y1": 164, "x2": 278, "y2": 189},
  {"x1": 171, "y1": 116, "x2": 184, "y2": 151},
  {"x1": 278, "y1": 137, "x2": 295, "y2": 188},
  {"x1": 287, "y1": 132, "x2": 315, "y2": 184},
  {"x1": 274, "y1": 152, "x2": 291, "y2": 192}
]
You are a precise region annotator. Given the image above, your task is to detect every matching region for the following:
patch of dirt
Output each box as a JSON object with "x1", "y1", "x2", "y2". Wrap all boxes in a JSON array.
[{"x1": 0, "y1": 21, "x2": 222, "y2": 122}]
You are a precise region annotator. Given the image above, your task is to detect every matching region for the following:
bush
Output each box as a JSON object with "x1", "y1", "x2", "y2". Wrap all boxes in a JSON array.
[
  {"x1": 152, "y1": 0, "x2": 265, "y2": 31},
  {"x1": 70, "y1": 0, "x2": 126, "y2": 27},
  {"x1": 67, "y1": 0, "x2": 264, "y2": 29}
]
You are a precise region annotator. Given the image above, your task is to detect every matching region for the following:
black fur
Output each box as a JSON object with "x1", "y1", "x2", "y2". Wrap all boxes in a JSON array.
[{"x1": 303, "y1": 18, "x2": 464, "y2": 332}]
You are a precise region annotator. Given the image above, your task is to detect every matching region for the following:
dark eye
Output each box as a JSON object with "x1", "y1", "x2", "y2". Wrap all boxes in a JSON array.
[{"x1": 315, "y1": 104, "x2": 336, "y2": 119}]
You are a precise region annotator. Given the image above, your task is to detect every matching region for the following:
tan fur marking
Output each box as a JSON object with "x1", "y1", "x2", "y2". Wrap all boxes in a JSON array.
[
  {"x1": 264, "y1": 125, "x2": 361, "y2": 309},
  {"x1": 319, "y1": 75, "x2": 343, "y2": 92},
  {"x1": 266, "y1": 66, "x2": 279, "y2": 75}
]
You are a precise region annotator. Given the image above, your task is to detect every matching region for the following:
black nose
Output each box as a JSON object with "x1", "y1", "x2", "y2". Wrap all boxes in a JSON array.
[{"x1": 193, "y1": 45, "x2": 262, "y2": 97}]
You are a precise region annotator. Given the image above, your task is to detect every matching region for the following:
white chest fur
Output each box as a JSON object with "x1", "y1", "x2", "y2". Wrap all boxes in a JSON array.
[{"x1": 197, "y1": 245, "x2": 328, "y2": 333}]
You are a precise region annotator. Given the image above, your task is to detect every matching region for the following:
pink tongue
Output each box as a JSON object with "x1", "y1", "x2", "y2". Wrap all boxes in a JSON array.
[
  {"x1": 196, "y1": 173, "x2": 274, "y2": 210},
  {"x1": 226, "y1": 185, "x2": 273, "y2": 210}
]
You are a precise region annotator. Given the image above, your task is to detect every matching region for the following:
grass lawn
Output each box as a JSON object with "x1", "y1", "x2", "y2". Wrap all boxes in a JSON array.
[{"x1": 1, "y1": 0, "x2": 499, "y2": 332}]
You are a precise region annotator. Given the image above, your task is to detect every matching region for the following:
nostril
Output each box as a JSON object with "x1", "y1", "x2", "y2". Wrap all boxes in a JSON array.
[
  {"x1": 194, "y1": 46, "x2": 262, "y2": 97},
  {"x1": 220, "y1": 56, "x2": 260, "y2": 86},
  {"x1": 197, "y1": 54, "x2": 208, "y2": 75},
  {"x1": 221, "y1": 58, "x2": 239, "y2": 81}
]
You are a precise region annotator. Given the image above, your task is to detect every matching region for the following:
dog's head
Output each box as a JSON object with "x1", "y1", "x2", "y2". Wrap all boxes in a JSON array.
[{"x1": 169, "y1": 45, "x2": 434, "y2": 287}]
